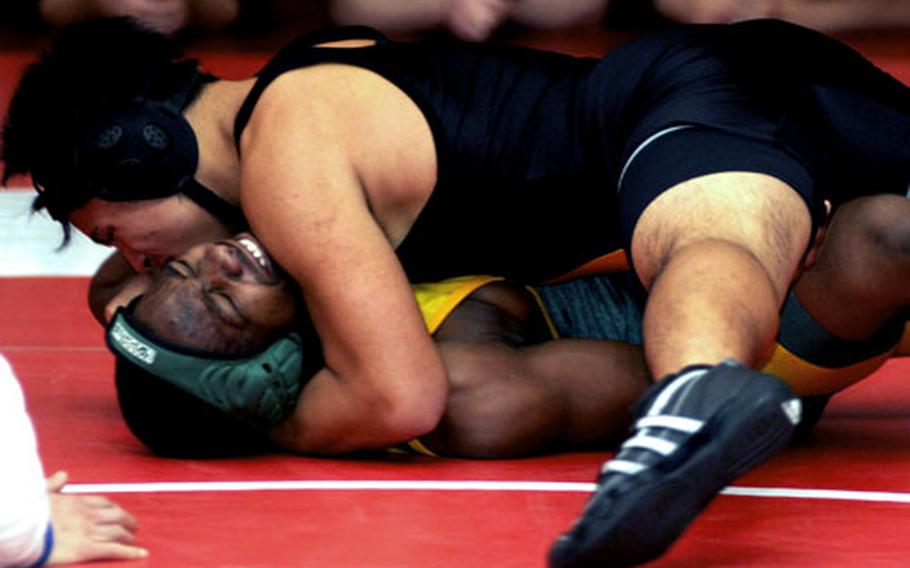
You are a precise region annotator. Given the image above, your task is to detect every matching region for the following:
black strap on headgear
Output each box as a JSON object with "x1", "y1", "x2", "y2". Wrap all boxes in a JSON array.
[{"x1": 65, "y1": 64, "x2": 246, "y2": 232}]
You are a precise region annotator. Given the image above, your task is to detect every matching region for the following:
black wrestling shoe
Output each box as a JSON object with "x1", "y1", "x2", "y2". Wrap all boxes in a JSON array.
[{"x1": 548, "y1": 360, "x2": 802, "y2": 568}]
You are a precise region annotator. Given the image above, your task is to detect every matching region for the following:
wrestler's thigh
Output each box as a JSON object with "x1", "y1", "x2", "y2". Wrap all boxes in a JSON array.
[{"x1": 630, "y1": 171, "x2": 812, "y2": 289}]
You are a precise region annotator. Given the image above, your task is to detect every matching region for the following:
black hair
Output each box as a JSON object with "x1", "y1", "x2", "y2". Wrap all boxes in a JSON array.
[
  {"x1": 1, "y1": 17, "x2": 206, "y2": 243},
  {"x1": 115, "y1": 356, "x2": 276, "y2": 459}
]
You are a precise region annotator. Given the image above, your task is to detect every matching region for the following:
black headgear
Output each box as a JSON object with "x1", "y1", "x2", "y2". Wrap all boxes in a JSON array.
[
  {"x1": 35, "y1": 64, "x2": 246, "y2": 232},
  {"x1": 107, "y1": 303, "x2": 309, "y2": 430},
  {"x1": 106, "y1": 296, "x2": 323, "y2": 458}
]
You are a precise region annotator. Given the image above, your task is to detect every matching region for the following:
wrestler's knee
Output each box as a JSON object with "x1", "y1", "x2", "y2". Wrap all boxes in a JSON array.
[{"x1": 629, "y1": 171, "x2": 812, "y2": 288}]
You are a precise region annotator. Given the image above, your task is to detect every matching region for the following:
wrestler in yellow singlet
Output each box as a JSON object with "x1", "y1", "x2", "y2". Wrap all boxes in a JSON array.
[{"x1": 400, "y1": 275, "x2": 909, "y2": 455}]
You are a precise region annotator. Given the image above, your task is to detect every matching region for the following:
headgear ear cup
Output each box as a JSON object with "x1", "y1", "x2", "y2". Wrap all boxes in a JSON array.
[
  {"x1": 78, "y1": 97, "x2": 200, "y2": 201},
  {"x1": 106, "y1": 304, "x2": 317, "y2": 429},
  {"x1": 68, "y1": 66, "x2": 247, "y2": 231}
]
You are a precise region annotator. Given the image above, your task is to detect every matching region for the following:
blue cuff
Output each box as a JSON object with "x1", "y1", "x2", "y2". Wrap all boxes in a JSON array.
[{"x1": 28, "y1": 524, "x2": 53, "y2": 568}]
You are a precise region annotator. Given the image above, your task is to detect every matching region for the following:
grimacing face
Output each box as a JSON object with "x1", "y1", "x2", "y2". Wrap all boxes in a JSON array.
[{"x1": 133, "y1": 233, "x2": 300, "y2": 354}]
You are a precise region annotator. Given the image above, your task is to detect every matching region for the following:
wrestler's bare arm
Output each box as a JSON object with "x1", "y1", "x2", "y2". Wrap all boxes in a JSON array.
[
  {"x1": 424, "y1": 282, "x2": 649, "y2": 458},
  {"x1": 425, "y1": 338, "x2": 650, "y2": 458},
  {"x1": 247, "y1": 66, "x2": 448, "y2": 454},
  {"x1": 88, "y1": 252, "x2": 152, "y2": 326}
]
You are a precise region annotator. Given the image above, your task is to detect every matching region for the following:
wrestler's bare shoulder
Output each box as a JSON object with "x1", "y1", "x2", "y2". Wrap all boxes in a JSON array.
[{"x1": 242, "y1": 62, "x2": 438, "y2": 242}]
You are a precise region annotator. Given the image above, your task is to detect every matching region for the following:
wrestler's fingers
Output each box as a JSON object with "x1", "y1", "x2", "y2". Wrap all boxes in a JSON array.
[
  {"x1": 48, "y1": 493, "x2": 140, "y2": 536},
  {"x1": 89, "y1": 522, "x2": 139, "y2": 545},
  {"x1": 95, "y1": 503, "x2": 139, "y2": 532},
  {"x1": 95, "y1": 541, "x2": 149, "y2": 561},
  {"x1": 58, "y1": 540, "x2": 149, "y2": 564},
  {"x1": 88, "y1": 502, "x2": 140, "y2": 532},
  {"x1": 76, "y1": 494, "x2": 122, "y2": 508},
  {"x1": 46, "y1": 471, "x2": 68, "y2": 492},
  {"x1": 59, "y1": 493, "x2": 140, "y2": 533}
]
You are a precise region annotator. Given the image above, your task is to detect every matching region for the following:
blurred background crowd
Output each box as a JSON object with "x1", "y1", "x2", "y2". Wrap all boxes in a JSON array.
[{"x1": 0, "y1": 0, "x2": 907, "y2": 50}]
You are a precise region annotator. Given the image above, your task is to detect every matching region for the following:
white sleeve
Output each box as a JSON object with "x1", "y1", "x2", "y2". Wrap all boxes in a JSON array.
[{"x1": 0, "y1": 354, "x2": 52, "y2": 568}]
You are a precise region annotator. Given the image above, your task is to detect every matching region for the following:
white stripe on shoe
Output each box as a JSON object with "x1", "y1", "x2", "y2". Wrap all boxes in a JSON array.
[
  {"x1": 603, "y1": 460, "x2": 648, "y2": 475},
  {"x1": 598, "y1": 368, "x2": 711, "y2": 479},
  {"x1": 636, "y1": 415, "x2": 704, "y2": 433},
  {"x1": 620, "y1": 435, "x2": 678, "y2": 456},
  {"x1": 646, "y1": 368, "x2": 709, "y2": 416}
]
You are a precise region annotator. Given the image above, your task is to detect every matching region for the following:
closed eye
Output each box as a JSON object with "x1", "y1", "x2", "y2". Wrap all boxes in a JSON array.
[
  {"x1": 202, "y1": 289, "x2": 248, "y2": 328},
  {"x1": 163, "y1": 259, "x2": 195, "y2": 279},
  {"x1": 162, "y1": 259, "x2": 248, "y2": 328}
]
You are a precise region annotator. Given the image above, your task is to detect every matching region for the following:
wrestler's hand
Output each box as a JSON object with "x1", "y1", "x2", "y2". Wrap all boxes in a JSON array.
[
  {"x1": 100, "y1": 271, "x2": 154, "y2": 324},
  {"x1": 446, "y1": 0, "x2": 511, "y2": 41},
  {"x1": 88, "y1": 251, "x2": 154, "y2": 326},
  {"x1": 46, "y1": 471, "x2": 149, "y2": 565}
]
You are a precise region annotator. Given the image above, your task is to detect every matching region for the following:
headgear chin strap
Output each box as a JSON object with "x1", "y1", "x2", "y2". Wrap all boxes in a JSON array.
[
  {"x1": 52, "y1": 65, "x2": 246, "y2": 232},
  {"x1": 106, "y1": 306, "x2": 306, "y2": 429}
]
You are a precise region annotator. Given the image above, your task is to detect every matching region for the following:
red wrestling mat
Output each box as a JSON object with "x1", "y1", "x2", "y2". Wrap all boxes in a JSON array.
[
  {"x1": 2, "y1": 25, "x2": 909, "y2": 568},
  {"x1": 2, "y1": 276, "x2": 909, "y2": 568}
]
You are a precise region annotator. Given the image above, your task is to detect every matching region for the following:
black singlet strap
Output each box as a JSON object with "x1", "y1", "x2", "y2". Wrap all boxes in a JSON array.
[
  {"x1": 178, "y1": 178, "x2": 248, "y2": 233},
  {"x1": 232, "y1": 26, "x2": 388, "y2": 152}
]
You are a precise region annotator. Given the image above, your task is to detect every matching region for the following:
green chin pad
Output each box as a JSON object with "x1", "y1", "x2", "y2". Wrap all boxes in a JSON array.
[{"x1": 106, "y1": 308, "x2": 305, "y2": 429}]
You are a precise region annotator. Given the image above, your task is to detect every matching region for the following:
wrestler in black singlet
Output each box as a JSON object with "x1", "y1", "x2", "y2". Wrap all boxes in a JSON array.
[{"x1": 233, "y1": 20, "x2": 910, "y2": 284}]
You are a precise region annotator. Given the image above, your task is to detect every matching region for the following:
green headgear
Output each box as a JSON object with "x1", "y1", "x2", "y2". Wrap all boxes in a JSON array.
[{"x1": 106, "y1": 306, "x2": 305, "y2": 429}]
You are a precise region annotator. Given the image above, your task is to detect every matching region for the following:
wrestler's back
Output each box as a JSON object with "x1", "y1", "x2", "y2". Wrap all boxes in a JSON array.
[{"x1": 235, "y1": 22, "x2": 909, "y2": 283}]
